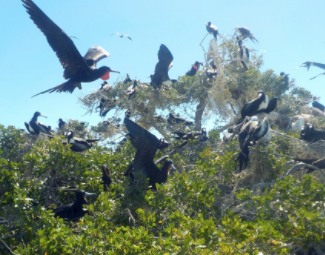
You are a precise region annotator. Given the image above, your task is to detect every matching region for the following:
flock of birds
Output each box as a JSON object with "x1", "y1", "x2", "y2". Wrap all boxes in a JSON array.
[{"x1": 17, "y1": 0, "x2": 325, "y2": 220}]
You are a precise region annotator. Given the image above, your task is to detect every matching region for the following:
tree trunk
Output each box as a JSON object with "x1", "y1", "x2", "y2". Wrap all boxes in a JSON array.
[{"x1": 194, "y1": 92, "x2": 208, "y2": 131}]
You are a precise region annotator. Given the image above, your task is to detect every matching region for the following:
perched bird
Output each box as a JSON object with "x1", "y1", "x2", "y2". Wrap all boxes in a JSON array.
[
  {"x1": 58, "y1": 118, "x2": 66, "y2": 129},
  {"x1": 207, "y1": 61, "x2": 218, "y2": 78},
  {"x1": 206, "y1": 22, "x2": 219, "y2": 39},
  {"x1": 312, "y1": 97, "x2": 325, "y2": 111},
  {"x1": 126, "y1": 80, "x2": 138, "y2": 100},
  {"x1": 239, "y1": 44, "x2": 249, "y2": 70},
  {"x1": 235, "y1": 27, "x2": 258, "y2": 43},
  {"x1": 300, "y1": 123, "x2": 325, "y2": 142},
  {"x1": 53, "y1": 188, "x2": 96, "y2": 220},
  {"x1": 125, "y1": 110, "x2": 131, "y2": 119},
  {"x1": 65, "y1": 129, "x2": 100, "y2": 152},
  {"x1": 173, "y1": 130, "x2": 201, "y2": 140},
  {"x1": 26, "y1": 111, "x2": 54, "y2": 136},
  {"x1": 111, "y1": 33, "x2": 132, "y2": 40},
  {"x1": 154, "y1": 115, "x2": 167, "y2": 123},
  {"x1": 200, "y1": 128, "x2": 208, "y2": 141},
  {"x1": 150, "y1": 44, "x2": 174, "y2": 89},
  {"x1": 236, "y1": 91, "x2": 269, "y2": 124},
  {"x1": 99, "y1": 81, "x2": 112, "y2": 91},
  {"x1": 97, "y1": 98, "x2": 117, "y2": 117},
  {"x1": 102, "y1": 165, "x2": 113, "y2": 191},
  {"x1": 168, "y1": 113, "x2": 194, "y2": 126},
  {"x1": 186, "y1": 61, "x2": 203, "y2": 76},
  {"x1": 123, "y1": 73, "x2": 132, "y2": 84},
  {"x1": 124, "y1": 118, "x2": 174, "y2": 189},
  {"x1": 124, "y1": 164, "x2": 135, "y2": 183},
  {"x1": 237, "y1": 116, "x2": 269, "y2": 171},
  {"x1": 22, "y1": 0, "x2": 119, "y2": 97},
  {"x1": 280, "y1": 72, "x2": 289, "y2": 86}
]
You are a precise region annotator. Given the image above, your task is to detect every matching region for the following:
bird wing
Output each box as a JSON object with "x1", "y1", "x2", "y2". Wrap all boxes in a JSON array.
[
  {"x1": 313, "y1": 62, "x2": 325, "y2": 70},
  {"x1": 241, "y1": 95, "x2": 263, "y2": 117},
  {"x1": 22, "y1": 0, "x2": 90, "y2": 79},
  {"x1": 73, "y1": 137, "x2": 92, "y2": 146},
  {"x1": 152, "y1": 45, "x2": 173, "y2": 85},
  {"x1": 246, "y1": 48, "x2": 249, "y2": 59},
  {"x1": 125, "y1": 35, "x2": 132, "y2": 40},
  {"x1": 254, "y1": 118, "x2": 269, "y2": 141},
  {"x1": 86, "y1": 138, "x2": 100, "y2": 143},
  {"x1": 83, "y1": 46, "x2": 110, "y2": 69},
  {"x1": 258, "y1": 97, "x2": 278, "y2": 114},
  {"x1": 310, "y1": 72, "x2": 325, "y2": 80},
  {"x1": 124, "y1": 118, "x2": 161, "y2": 172}
]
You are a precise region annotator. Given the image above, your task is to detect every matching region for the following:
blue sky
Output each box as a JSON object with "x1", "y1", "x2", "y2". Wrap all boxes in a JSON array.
[{"x1": 1, "y1": 0, "x2": 325, "y2": 131}]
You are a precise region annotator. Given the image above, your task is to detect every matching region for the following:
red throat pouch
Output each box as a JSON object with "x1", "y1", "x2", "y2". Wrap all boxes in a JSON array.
[{"x1": 101, "y1": 71, "x2": 110, "y2": 80}]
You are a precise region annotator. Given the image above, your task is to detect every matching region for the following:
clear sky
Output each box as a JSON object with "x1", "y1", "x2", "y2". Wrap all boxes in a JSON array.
[{"x1": 1, "y1": 0, "x2": 325, "y2": 131}]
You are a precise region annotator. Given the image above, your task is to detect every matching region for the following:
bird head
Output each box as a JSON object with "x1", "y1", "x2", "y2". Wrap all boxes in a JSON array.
[
  {"x1": 205, "y1": 22, "x2": 211, "y2": 26},
  {"x1": 165, "y1": 160, "x2": 176, "y2": 173},
  {"x1": 100, "y1": 66, "x2": 120, "y2": 80},
  {"x1": 102, "y1": 165, "x2": 110, "y2": 177},
  {"x1": 159, "y1": 139, "x2": 170, "y2": 150},
  {"x1": 76, "y1": 190, "x2": 97, "y2": 205},
  {"x1": 34, "y1": 111, "x2": 47, "y2": 118},
  {"x1": 251, "y1": 116, "x2": 259, "y2": 122}
]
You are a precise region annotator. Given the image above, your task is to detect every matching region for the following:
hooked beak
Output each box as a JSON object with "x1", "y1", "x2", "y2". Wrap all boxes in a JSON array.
[
  {"x1": 84, "y1": 192, "x2": 97, "y2": 197},
  {"x1": 170, "y1": 164, "x2": 176, "y2": 171},
  {"x1": 40, "y1": 114, "x2": 47, "y2": 118},
  {"x1": 109, "y1": 69, "x2": 120, "y2": 73}
]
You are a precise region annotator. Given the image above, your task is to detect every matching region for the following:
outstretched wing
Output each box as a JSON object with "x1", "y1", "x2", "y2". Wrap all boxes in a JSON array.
[
  {"x1": 313, "y1": 62, "x2": 325, "y2": 70},
  {"x1": 124, "y1": 118, "x2": 161, "y2": 173},
  {"x1": 151, "y1": 44, "x2": 173, "y2": 86},
  {"x1": 22, "y1": 0, "x2": 90, "y2": 79},
  {"x1": 83, "y1": 46, "x2": 110, "y2": 69},
  {"x1": 310, "y1": 72, "x2": 325, "y2": 80}
]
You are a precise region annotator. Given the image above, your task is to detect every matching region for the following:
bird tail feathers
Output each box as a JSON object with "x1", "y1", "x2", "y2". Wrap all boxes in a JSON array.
[{"x1": 31, "y1": 80, "x2": 82, "y2": 98}]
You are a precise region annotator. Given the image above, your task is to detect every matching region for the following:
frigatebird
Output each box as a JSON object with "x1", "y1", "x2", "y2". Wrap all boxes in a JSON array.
[
  {"x1": 53, "y1": 188, "x2": 96, "y2": 220},
  {"x1": 126, "y1": 80, "x2": 138, "y2": 100},
  {"x1": 206, "y1": 22, "x2": 219, "y2": 39},
  {"x1": 297, "y1": 61, "x2": 325, "y2": 71},
  {"x1": 207, "y1": 61, "x2": 218, "y2": 78},
  {"x1": 312, "y1": 97, "x2": 325, "y2": 111},
  {"x1": 154, "y1": 115, "x2": 167, "y2": 123},
  {"x1": 300, "y1": 123, "x2": 325, "y2": 142},
  {"x1": 65, "y1": 130, "x2": 100, "y2": 152},
  {"x1": 168, "y1": 113, "x2": 194, "y2": 126},
  {"x1": 99, "y1": 81, "x2": 112, "y2": 91},
  {"x1": 124, "y1": 118, "x2": 174, "y2": 189},
  {"x1": 236, "y1": 91, "x2": 269, "y2": 124},
  {"x1": 102, "y1": 165, "x2": 113, "y2": 191},
  {"x1": 97, "y1": 98, "x2": 117, "y2": 117},
  {"x1": 150, "y1": 44, "x2": 174, "y2": 89},
  {"x1": 186, "y1": 61, "x2": 203, "y2": 76},
  {"x1": 124, "y1": 164, "x2": 135, "y2": 183},
  {"x1": 123, "y1": 73, "x2": 132, "y2": 84},
  {"x1": 22, "y1": 0, "x2": 119, "y2": 97},
  {"x1": 237, "y1": 116, "x2": 269, "y2": 171},
  {"x1": 58, "y1": 118, "x2": 66, "y2": 129},
  {"x1": 111, "y1": 33, "x2": 132, "y2": 40},
  {"x1": 25, "y1": 111, "x2": 55, "y2": 136},
  {"x1": 235, "y1": 27, "x2": 258, "y2": 43}
]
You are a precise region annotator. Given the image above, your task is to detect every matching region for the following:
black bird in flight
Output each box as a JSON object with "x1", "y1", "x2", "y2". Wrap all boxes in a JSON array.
[
  {"x1": 186, "y1": 61, "x2": 203, "y2": 76},
  {"x1": 25, "y1": 111, "x2": 55, "y2": 136},
  {"x1": 151, "y1": 44, "x2": 174, "y2": 89},
  {"x1": 22, "y1": 0, "x2": 119, "y2": 97},
  {"x1": 111, "y1": 33, "x2": 132, "y2": 40},
  {"x1": 237, "y1": 116, "x2": 269, "y2": 171},
  {"x1": 53, "y1": 188, "x2": 96, "y2": 220},
  {"x1": 124, "y1": 118, "x2": 175, "y2": 189},
  {"x1": 65, "y1": 130, "x2": 100, "y2": 152},
  {"x1": 206, "y1": 22, "x2": 219, "y2": 39},
  {"x1": 235, "y1": 27, "x2": 258, "y2": 43},
  {"x1": 297, "y1": 62, "x2": 325, "y2": 80}
]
